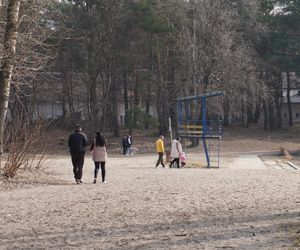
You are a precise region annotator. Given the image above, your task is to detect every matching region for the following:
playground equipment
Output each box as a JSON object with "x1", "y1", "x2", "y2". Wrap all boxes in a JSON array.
[{"x1": 177, "y1": 91, "x2": 224, "y2": 168}]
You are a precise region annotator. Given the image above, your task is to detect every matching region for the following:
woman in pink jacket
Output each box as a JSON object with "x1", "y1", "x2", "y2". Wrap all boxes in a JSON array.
[{"x1": 90, "y1": 131, "x2": 108, "y2": 183}]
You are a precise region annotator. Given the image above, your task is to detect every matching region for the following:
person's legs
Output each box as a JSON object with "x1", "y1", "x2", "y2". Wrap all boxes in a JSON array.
[
  {"x1": 94, "y1": 162, "x2": 100, "y2": 183},
  {"x1": 169, "y1": 158, "x2": 176, "y2": 168},
  {"x1": 77, "y1": 153, "x2": 85, "y2": 182},
  {"x1": 100, "y1": 162, "x2": 106, "y2": 182},
  {"x1": 155, "y1": 153, "x2": 161, "y2": 167},
  {"x1": 123, "y1": 147, "x2": 127, "y2": 155},
  {"x1": 71, "y1": 153, "x2": 82, "y2": 183},
  {"x1": 71, "y1": 153, "x2": 77, "y2": 180},
  {"x1": 160, "y1": 152, "x2": 165, "y2": 167},
  {"x1": 155, "y1": 152, "x2": 165, "y2": 168},
  {"x1": 175, "y1": 158, "x2": 180, "y2": 168}
]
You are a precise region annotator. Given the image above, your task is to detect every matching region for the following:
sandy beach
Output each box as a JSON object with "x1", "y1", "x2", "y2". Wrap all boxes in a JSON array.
[{"x1": 0, "y1": 154, "x2": 299, "y2": 249}]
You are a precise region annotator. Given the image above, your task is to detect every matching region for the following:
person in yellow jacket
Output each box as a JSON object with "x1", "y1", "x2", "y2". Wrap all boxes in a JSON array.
[{"x1": 155, "y1": 135, "x2": 165, "y2": 168}]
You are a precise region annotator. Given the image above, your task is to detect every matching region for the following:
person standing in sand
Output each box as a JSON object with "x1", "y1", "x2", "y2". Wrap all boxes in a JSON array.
[
  {"x1": 155, "y1": 135, "x2": 165, "y2": 168},
  {"x1": 68, "y1": 125, "x2": 88, "y2": 184},
  {"x1": 122, "y1": 135, "x2": 128, "y2": 155},
  {"x1": 126, "y1": 134, "x2": 133, "y2": 155},
  {"x1": 169, "y1": 136, "x2": 183, "y2": 168},
  {"x1": 90, "y1": 131, "x2": 108, "y2": 184}
]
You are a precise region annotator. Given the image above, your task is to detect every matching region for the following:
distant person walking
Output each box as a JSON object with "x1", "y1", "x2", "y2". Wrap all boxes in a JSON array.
[
  {"x1": 122, "y1": 135, "x2": 128, "y2": 155},
  {"x1": 90, "y1": 131, "x2": 108, "y2": 184},
  {"x1": 155, "y1": 135, "x2": 165, "y2": 168},
  {"x1": 68, "y1": 125, "x2": 88, "y2": 184},
  {"x1": 169, "y1": 137, "x2": 183, "y2": 168}
]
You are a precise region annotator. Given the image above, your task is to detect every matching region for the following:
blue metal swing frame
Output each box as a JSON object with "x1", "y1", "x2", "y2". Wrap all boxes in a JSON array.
[{"x1": 177, "y1": 91, "x2": 224, "y2": 167}]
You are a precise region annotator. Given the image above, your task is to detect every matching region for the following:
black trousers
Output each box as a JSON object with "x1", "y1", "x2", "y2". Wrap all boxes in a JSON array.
[
  {"x1": 123, "y1": 146, "x2": 127, "y2": 155},
  {"x1": 155, "y1": 152, "x2": 165, "y2": 167},
  {"x1": 94, "y1": 162, "x2": 106, "y2": 182},
  {"x1": 170, "y1": 158, "x2": 180, "y2": 168},
  {"x1": 71, "y1": 153, "x2": 85, "y2": 180}
]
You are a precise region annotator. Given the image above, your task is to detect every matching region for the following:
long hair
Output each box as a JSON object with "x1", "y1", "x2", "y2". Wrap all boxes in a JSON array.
[{"x1": 95, "y1": 131, "x2": 106, "y2": 147}]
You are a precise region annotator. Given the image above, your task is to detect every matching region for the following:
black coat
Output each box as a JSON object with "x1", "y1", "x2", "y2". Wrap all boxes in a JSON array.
[
  {"x1": 122, "y1": 138, "x2": 128, "y2": 147},
  {"x1": 68, "y1": 131, "x2": 88, "y2": 154}
]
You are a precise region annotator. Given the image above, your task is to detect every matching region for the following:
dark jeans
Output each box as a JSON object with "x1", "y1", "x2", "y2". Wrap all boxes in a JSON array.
[
  {"x1": 155, "y1": 152, "x2": 165, "y2": 167},
  {"x1": 94, "y1": 162, "x2": 106, "y2": 182},
  {"x1": 123, "y1": 146, "x2": 127, "y2": 155},
  {"x1": 71, "y1": 152, "x2": 85, "y2": 180},
  {"x1": 170, "y1": 158, "x2": 180, "y2": 168}
]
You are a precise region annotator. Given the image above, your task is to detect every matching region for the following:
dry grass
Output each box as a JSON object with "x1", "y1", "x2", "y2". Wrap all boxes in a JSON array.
[
  {"x1": 41, "y1": 125, "x2": 300, "y2": 156},
  {"x1": 2, "y1": 125, "x2": 299, "y2": 187}
]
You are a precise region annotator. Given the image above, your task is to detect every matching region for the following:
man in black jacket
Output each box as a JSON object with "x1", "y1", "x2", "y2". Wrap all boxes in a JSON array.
[
  {"x1": 68, "y1": 125, "x2": 88, "y2": 184},
  {"x1": 122, "y1": 135, "x2": 128, "y2": 155}
]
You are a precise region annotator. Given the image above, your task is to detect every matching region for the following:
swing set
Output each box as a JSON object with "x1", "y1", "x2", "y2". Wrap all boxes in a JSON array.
[{"x1": 177, "y1": 91, "x2": 224, "y2": 168}]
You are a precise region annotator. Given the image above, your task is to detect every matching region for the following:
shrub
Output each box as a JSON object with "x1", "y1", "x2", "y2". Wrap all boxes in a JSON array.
[{"x1": 1, "y1": 117, "x2": 50, "y2": 178}]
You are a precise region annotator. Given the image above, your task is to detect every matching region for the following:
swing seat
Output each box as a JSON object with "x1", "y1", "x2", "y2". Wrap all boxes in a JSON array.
[
  {"x1": 179, "y1": 125, "x2": 203, "y2": 129},
  {"x1": 179, "y1": 124, "x2": 203, "y2": 137}
]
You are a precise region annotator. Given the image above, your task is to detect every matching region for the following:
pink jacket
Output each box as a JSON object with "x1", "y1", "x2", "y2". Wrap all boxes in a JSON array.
[{"x1": 91, "y1": 140, "x2": 107, "y2": 162}]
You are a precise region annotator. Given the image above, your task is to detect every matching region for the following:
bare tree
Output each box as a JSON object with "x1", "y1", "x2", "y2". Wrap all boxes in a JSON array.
[
  {"x1": 3, "y1": 113, "x2": 50, "y2": 178},
  {"x1": 0, "y1": 0, "x2": 21, "y2": 157}
]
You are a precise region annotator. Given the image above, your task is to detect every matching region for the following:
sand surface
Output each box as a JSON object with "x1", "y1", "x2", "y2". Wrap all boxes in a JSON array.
[{"x1": 0, "y1": 154, "x2": 299, "y2": 249}]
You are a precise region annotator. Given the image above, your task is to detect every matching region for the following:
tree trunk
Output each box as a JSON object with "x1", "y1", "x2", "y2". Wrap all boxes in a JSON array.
[
  {"x1": 31, "y1": 79, "x2": 38, "y2": 120},
  {"x1": 168, "y1": 49, "x2": 177, "y2": 133},
  {"x1": 145, "y1": 85, "x2": 150, "y2": 129},
  {"x1": 133, "y1": 72, "x2": 139, "y2": 126},
  {"x1": 66, "y1": 72, "x2": 76, "y2": 123},
  {"x1": 286, "y1": 71, "x2": 293, "y2": 127},
  {"x1": 60, "y1": 51, "x2": 74, "y2": 122},
  {"x1": 223, "y1": 96, "x2": 230, "y2": 127},
  {"x1": 263, "y1": 100, "x2": 268, "y2": 130},
  {"x1": 89, "y1": 74, "x2": 98, "y2": 121},
  {"x1": 0, "y1": 0, "x2": 21, "y2": 156},
  {"x1": 87, "y1": 17, "x2": 98, "y2": 123},
  {"x1": 145, "y1": 45, "x2": 154, "y2": 130},
  {"x1": 101, "y1": 70, "x2": 112, "y2": 131},
  {"x1": 274, "y1": 76, "x2": 282, "y2": 129},
  {"x1": 253, "y1": 98, "x2": 262, "y2": 123},
  {"x1": 254, "y1": 71, "x2": 263, "y2": 124},
  {"x1": 268, "y1": 98, "x2": 275, "y2": 131},
  {"x1": 110, "y1": 77, "x2": 119, "y2": 137},
  {"x1": 241, "y1": 98, "x2": 245, "y2": 127},
  {"x1": 62, "y1": 70, "x2": 68, "y2": 120},
  {"x1": 10, "y1": 84, "x2": 28, "y2": 122},
  {"x1": 246, "y1": 98, "x2": 252, "y2": 128},
  {"x1": 156, "y1": 50, "x2": 169, "y2": 135},
  {"x1": 123, "y1": 72, "x2": 129, "y2": 127}
]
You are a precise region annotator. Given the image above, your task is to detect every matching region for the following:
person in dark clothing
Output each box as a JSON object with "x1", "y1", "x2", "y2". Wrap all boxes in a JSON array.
[
  {"x1": 68, "y1": 125, "x2": 88, "y2": 184},
  {"x1": 126, "y1": 134, "x2": 133, "y2": 155},
  {"x1": 122, "y1": 135, "x2": 128, "y2": 155}
]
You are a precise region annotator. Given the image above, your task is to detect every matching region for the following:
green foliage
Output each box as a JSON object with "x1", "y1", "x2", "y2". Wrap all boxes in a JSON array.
[
  {"x1": 261, "y1": 0, "x2": 300, "y2": 71},
  {"x1": 131, "y1": 0, "x2": 173, "y2": 33},
  {"x1": 126, "y1": 107, "x2": 158, "y2": 129}
]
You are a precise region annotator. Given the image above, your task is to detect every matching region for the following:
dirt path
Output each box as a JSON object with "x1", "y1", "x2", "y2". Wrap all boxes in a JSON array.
[{"x1": 0, "y1": 155, "x2": 299, "y2": 249}]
